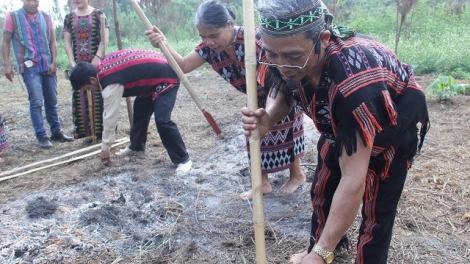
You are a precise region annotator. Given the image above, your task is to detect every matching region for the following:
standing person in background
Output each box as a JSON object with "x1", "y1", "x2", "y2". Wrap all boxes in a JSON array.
[
  {"x1": 241, "y1": 0, "x2": 429, "y2": 263},
  {"x1": 146, "y1": 0, "x2": 307, "y2": 201},
  {"x1": 0, "y1": 113, "x2": 10, "y2": 164},
  {"x1": 64, "y1": 0, "x2": 109, "y2": 142},
  {"x1": 2, "y1": 0, "x2": 74, "y2": 149}
]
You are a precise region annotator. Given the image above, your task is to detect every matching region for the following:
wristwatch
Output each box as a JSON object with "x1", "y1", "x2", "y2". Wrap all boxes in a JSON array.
[{"x1": 312, "y1": 244, "x2": 334, "y2": 263}]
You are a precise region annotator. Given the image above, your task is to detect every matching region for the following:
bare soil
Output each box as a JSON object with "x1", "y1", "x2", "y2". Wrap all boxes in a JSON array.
[{"x1": 0, "y1": 69, "x2": 469, "y2": 264}]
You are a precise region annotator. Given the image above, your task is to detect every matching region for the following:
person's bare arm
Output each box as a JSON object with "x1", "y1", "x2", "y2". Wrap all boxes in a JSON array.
[
  {"x1": 92, "y1": 26, "x2": 109, "y2": 66},
  {"x1": 48, "y1": 29, "x2": 58, "y2": 76},
  {"x1": 63, "y1": 31, "x2": 76, "y2": 68},
  {"x1": 2, "y1": 32, "x2": 14, "y2": 82},
  {"x1": 301, "y1": 131, "x2": 371, "y2": 263},
  {"x1": 145, "y1": 26, "x2": 205, "y2": 73}
]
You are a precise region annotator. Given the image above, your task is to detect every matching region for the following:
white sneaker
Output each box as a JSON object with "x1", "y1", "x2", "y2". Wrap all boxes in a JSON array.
[
  {"x1": 115, "y1": 147, "x2": 138, "y2": 156},
  {"x1": 175, "y1": 160, "x2": 192, "y2": 176}
]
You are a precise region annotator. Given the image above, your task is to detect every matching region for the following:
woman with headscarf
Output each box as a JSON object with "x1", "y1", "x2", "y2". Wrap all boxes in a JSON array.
[
  {"x1": 63, "y1": 0, "x2": 109, "y2": 142},
  {"x1": 146, "y1": 0, "x2": 307, "y2": 201},
  {"x1": 241, "y1": 0, "x2": 429, "y2": 263}
]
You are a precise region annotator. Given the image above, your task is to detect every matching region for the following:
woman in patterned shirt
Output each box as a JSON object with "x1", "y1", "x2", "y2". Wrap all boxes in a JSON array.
[
  {"x1": 146, "y1": 0, "x2": 307, "y2": 201},
  {"x1": 63, "y1": 0, "x2": 108, "y2": 142}
]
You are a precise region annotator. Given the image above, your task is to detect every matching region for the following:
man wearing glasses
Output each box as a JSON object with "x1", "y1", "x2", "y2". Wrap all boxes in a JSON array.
[{"x1": 242, "y1": 0, "x2": 429, "y2": 263}]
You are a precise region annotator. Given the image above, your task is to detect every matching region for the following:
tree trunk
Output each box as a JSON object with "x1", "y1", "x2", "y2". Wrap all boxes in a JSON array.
[
  {"x1": 113, "y1": 0, "x2": 124, "y2": 50},
  {"x1": 395, "y1": 1, "x2": 400, "y2": 55}
]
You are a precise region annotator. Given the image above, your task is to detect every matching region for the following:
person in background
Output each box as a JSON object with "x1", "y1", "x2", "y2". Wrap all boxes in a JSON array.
[
  {"x1": 2, "y1": 0, "x2": 74, "y2": 149},
  {"x1": 146, "y1": 0, "x2": 307, "y2": 201},
  {"x1": 68, "y1": 49, "x2": 192, "y2": 176},
  {"x1": 64, "y1": 0, "x2": 109, "y2": 142},
  {"x1": 0, "y1": 113, "x2": 10, "y2": 164},
  {"x1": 241, "y1": 0, "x2": 429, "y2": 263}
]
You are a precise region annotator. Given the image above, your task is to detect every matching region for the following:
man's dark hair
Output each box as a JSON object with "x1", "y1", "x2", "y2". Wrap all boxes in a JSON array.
[{"x1": 69, "y1": 62, "x2": 98, "y2": 91}]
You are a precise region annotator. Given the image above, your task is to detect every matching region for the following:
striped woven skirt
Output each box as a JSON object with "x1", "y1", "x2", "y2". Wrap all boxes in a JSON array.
[
  {"x1": 0, "y1": 115, "x2": 10, "y2": 152},
  {"x1": 247, "y1": 102, "x2": 306, "y2": 174},
  {"x1": 72, "y1": 89, "x2": 104, "y2": 140}
]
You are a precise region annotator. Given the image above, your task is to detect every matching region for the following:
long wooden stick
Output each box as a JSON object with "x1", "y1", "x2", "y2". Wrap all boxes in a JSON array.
[
  {"x1": 127, "y1": 0, "x2": 224, "y2": 139},
  {"x1": 0, "y1": 138, "x2": 130, "y2": 182},
  {"x1": 0, "y1": 137, "x2": 128, "y2": 177},
  {"x1": 87, "y1": 90, "x2": 97, "y2": 143},
  {"x1": 242, "y1": 0, "x2": 266, "y2": 263}
]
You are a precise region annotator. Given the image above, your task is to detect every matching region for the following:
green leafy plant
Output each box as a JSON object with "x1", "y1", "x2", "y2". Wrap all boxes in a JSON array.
[{"x1": 426, "y1": 76, "x2": 468, "y2": 103}]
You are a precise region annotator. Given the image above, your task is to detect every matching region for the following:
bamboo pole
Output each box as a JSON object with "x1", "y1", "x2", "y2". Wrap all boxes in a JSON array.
[
  {"x1": 242, "y1": 0, "x2": 267, "y2": 263},
  {"x1": 0, "y1": 137, "x2": 129, "y2": 177},
  {"x1": 0, "y1": 138, "x2": 130, "y2": 182},
  {"x1": 87, "y1": 90, "x2": 96, "y2": 144},
  {"x1": 127, "y1": 0, "x2": 224, "y2": 139}
]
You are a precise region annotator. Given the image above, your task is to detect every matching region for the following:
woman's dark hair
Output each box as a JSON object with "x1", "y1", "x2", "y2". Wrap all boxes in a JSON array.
[
  {"x1": 69, "y1": 62, "x2": 98, "y2": 91},
  {"x1": 194, "y1": 0, "x2": 236, "y2": 29}
]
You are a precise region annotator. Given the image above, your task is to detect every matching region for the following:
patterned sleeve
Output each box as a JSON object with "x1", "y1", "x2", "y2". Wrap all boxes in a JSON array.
[
  {"x1": 96, "y1": 9, "x2": 109, "y2": 28},
  {"x1": 326, "y1": 49, "x2": 399, "y2": 157},
  {"x1": 194, "y1": 42, "x2": 213, "y2": 64},
  {"x1": 63, "y1": 13, "x2": 72, "y2": 33}
]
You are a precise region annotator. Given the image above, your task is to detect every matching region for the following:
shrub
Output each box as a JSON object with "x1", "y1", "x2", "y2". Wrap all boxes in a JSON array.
[{"x1": 426, "y1": 76, "x2": 468, "y2": 103}]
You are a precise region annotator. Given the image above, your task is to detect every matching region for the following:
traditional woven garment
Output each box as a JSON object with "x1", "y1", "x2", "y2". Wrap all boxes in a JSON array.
[
  {"x1": 64, "y1": 9, "x2": 106, "y2": 140},
  {"x1": 97, "y1": 49, "x2": 179, "y2": 96},
  {"x1": 0, "y1": 115, "x2": 10, "y2": 152},
  {"x1": 195, "y1": 27, "x2": 306, "y2": 173},
  {"x1": 258, "y1": 33, "x2": 429, "y2": 263},
  {"x1": 8, "y1": 8, "x2": 52, "y2": 73}
]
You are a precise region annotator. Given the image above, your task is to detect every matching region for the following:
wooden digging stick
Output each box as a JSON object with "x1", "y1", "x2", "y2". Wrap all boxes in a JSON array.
[
  {"x1": 128, "y1": 0, "x2": 224, "y2": 139},
  {"x1": 87, "y1": 90, "x2": 96, "y2": 143},
  {"x1": 242, "y1": 0, "x2": 266, "y2": 263},
  {"x1": 0, "y1": 138, "x2": 130, "y2": 182}
]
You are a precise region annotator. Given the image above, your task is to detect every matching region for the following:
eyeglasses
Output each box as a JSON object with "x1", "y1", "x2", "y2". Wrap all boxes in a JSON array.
[{"x1": 258, "y1": 43, "x2": 316, "y2": 70}]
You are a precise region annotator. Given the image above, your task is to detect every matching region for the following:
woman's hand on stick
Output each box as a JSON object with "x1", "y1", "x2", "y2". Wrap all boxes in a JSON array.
[{"x1": 145, "y1": 26, "x2": 167, "y2": 49}]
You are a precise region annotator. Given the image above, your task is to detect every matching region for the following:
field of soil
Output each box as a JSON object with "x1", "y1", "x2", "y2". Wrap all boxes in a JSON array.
[{"x1": 0, "y1": 68, "x2": 469, "y2": 263}]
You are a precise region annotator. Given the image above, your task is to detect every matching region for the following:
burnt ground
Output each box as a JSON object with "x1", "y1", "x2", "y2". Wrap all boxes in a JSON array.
[{"x1": 0, "y1": 68, "x2": 469, "y2": 264}]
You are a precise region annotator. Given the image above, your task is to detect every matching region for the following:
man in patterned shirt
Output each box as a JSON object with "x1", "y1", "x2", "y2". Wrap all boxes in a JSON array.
[
  {"x1": 2, "y1": 0, "x2": 74, "y2": 149},
  {"x1": 69, "y1": 49, "x2": 192, "y2": 175},
  {"x1": 242, "y1": 0, "x2": 429, "y2": 263}
]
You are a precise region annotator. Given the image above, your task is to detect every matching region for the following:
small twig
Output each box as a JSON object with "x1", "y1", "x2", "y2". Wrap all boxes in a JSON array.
[
  {"x1": 236, "y1": 179, "x2": 253, "y2": 212},
  {"x1": 265, "y1": 221, "x2": 279, "y2": 244},
  {"x1": 194, "y1": 189, "x2": 201, "y2": 225},
  {"x1": 446, "y1": 217, "x2": 457, "y2": 232},
  {"x1": 440, "y1": 181, "x2": 447, "y2": 196},
  {"x1": 411, "y1": 214, "x2": 422, "y2": 233}
]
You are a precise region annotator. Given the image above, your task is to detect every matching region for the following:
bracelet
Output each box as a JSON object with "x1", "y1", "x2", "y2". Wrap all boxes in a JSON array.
[{"x1": 94, "y1": 55, "x2": 102, "y2": 59}]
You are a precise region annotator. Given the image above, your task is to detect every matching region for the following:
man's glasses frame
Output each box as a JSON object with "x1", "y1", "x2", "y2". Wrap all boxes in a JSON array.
[{"x1": 258, "y1": 42, "x2": 316, "y2": 70}]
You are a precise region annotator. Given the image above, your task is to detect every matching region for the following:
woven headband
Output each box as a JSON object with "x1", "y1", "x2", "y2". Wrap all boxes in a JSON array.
[
  {"x1": 259, "y1": 0, "x2": 356, "y2": 39},
  {"x1": 259, "y1": 0, "x2": 324, "y2": 37}
]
